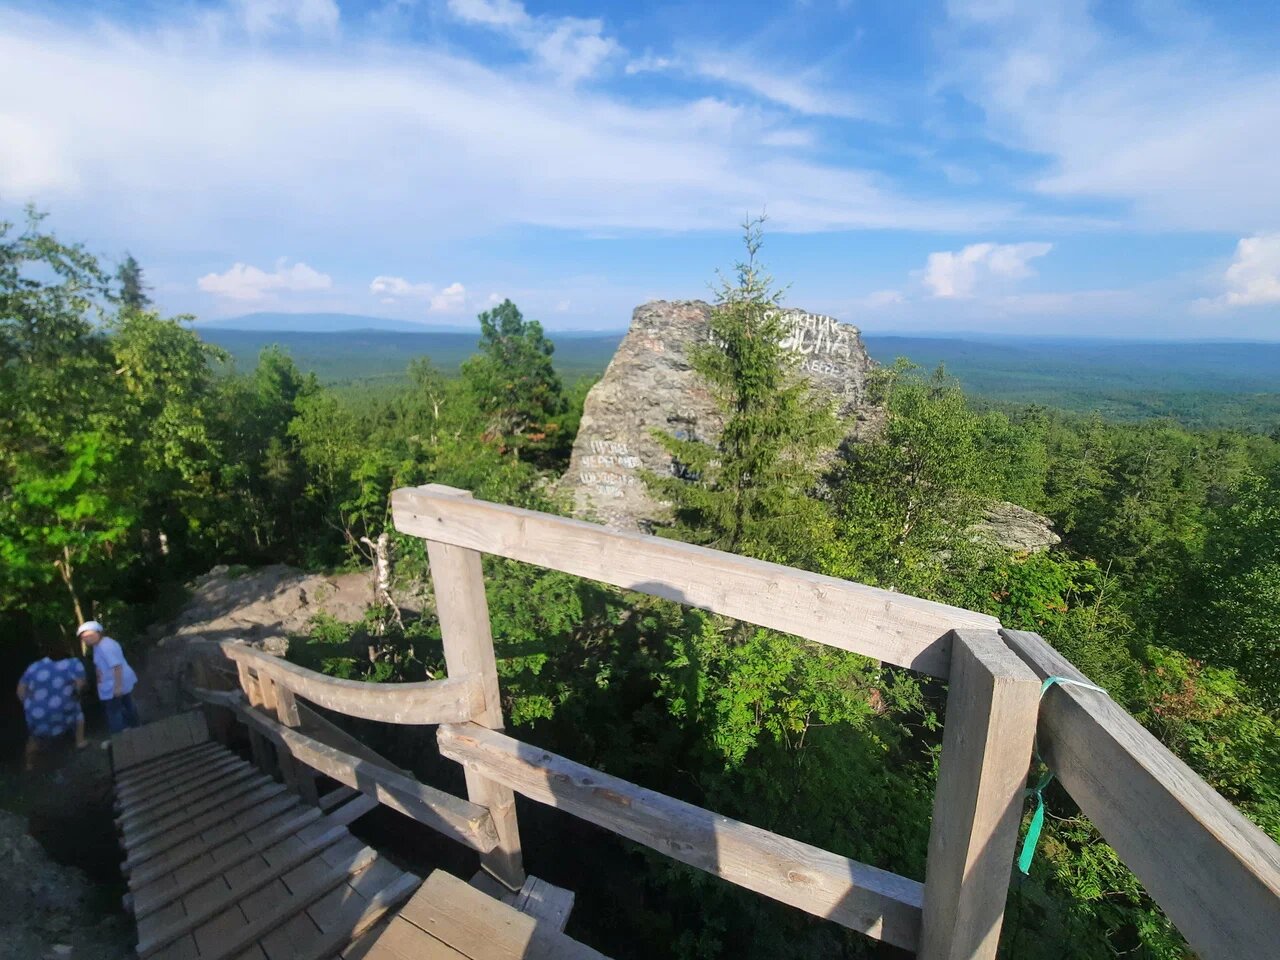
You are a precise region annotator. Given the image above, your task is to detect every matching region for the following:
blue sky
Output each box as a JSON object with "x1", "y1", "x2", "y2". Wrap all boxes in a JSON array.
[{"x1": 2, "y1": 0, "x2": 1279, "y2": 336}]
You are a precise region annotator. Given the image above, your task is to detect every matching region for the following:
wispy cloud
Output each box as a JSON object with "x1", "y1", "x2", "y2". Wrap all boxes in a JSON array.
[
  {"x1": 921, "y1": 241, "x2": 1052, "y2": 298},
  {"x1": 198, "y1": 258, "x2": 332, "y2": 301},
  {"x1": 446, "y1": 0, "x2": 618, "y2": 83},
  {"x1": 0, "y1": 5, "x2": 1006, "y2": 249},
  {"x1": 233, "y1": 0, "x2": 340, "y2": 41},
  {"x1": 942, "y1": 1, "x2": 1280, "y2": 231},
  {"x1": 625, "y1": 46, "x2": 875, "y2": 120}
]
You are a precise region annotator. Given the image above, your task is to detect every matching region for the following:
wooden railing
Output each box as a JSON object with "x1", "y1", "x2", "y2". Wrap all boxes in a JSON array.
[{"x1": 185, "y1": 484, "x2": 1280, "y2": 960}]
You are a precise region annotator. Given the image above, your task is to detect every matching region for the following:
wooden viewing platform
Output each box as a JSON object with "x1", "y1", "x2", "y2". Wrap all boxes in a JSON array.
[{"x1": 109, "y1": 484, "x2": 1280, "y2": 959}]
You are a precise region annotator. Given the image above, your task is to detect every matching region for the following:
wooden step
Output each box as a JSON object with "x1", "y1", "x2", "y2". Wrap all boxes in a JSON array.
[
  {"x1": 360, "y1": 869, "x2": 606, "y2": 959},
  {"x1": 113, "y1": 711, "x2": 210, "y2": 772}
]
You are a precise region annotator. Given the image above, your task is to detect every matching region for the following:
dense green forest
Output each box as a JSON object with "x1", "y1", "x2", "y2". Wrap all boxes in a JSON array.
[
  {"x1": 198, "y1": 325, "x2": 1280, "y2": 432},
  {"x1": 3, "y1": 209, "x2": 1278, "y2": 958}
]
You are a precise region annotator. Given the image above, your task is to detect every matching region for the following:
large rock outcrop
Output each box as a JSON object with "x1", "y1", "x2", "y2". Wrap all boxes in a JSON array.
[
  {"x1": 972, "y1": 502, "x2": 1061, "y2": 554},
  {"x1": 563, "y1": 300, "x2": 879, "y2": 530}
]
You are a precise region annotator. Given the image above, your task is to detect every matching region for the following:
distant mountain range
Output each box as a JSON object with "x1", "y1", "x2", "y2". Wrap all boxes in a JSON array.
[
  {"x1": 195, "y1": 312, "x2": 475, "y2": 333},
  {"x1": 196, "y1": 311, "x2": 624, "y2": 336}
]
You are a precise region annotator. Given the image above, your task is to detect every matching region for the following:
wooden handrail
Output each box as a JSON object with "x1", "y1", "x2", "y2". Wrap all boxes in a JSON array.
[
  {"x1": 1003, "y1": 630, "x2": 1280, "y2": 960},
  {"x1": 192, "y1": 639, "x2": 482, "y2": 725},
  {"x1": 392, "y1": 484, "x2": 998, "y2": 678},
  {"x1": 191, "y1": 686, "x2": 500, "y2": 853},
  {"x1": 437, "y1": 721, "x2": 926, "y2": 951},
  {"x1": 178, "y1": 486, "x2": 1280, "y2": 960}
]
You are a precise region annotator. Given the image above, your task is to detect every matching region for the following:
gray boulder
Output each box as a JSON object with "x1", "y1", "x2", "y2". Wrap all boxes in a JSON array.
[
  {"x1": 562, "y1": 300, "x2": 878, "y2": 531},
  {"x1": 973, "y1": 502, "x2": 1061, "y2": 553}
]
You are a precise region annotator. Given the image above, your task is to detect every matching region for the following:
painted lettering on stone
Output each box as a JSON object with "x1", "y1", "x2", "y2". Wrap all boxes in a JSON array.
[{"x1": 778, "y1": 312, "x2": 853, "y2": 359}]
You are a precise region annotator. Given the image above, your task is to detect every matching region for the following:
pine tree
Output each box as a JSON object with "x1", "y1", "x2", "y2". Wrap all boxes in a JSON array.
[
  {"x1": 460, "y1": 299, "x2": 566, "y2": 461},
  {"x1": 116, "y1": 253, "x2": 151, "y2": 311},
  {"x1": 647, "y1": 217, "x2": 840, "y2": 567}
]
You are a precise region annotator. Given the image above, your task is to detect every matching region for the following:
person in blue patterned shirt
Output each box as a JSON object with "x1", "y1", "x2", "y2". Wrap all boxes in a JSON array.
[{"x1": 16, "y1": 653, "x2": 89, "y2": 770}]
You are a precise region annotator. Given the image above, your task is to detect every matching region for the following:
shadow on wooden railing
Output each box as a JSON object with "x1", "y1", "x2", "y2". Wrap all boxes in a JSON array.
[{"x1": 185, "y1": 484, "x2": 1280, "y2": 960}]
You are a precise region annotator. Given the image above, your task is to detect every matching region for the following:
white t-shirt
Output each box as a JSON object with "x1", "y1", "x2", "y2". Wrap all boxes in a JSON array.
[{"x1": 92, "y1": 636, "x2": 138, "y2": 701}]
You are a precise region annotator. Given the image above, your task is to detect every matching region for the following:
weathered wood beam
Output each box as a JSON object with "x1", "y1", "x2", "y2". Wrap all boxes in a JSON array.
[
  {"x1": 393, "y1": 484, "x2": 998, "y2": 678},
  {"x1": 235, "y1": 701, "x2": 500, "y2": 854},
  {"x1": 919, "y1": 629, "x2": 1040, "y2": 960},
  {"x1": 426, "y1": 486, "x2": 526, "y2": 891},
  {"x1": 205, "y1": 641, "x2": 482, "y2": 725},
  {"x1": 437, "y1": 722, "x2": 924, "y2": 951},
  {"x1": 1002, "y1": 629, "x2": 1280, "y2": 960}
]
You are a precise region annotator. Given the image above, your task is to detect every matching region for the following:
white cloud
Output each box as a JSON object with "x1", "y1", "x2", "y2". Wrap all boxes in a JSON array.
[
  {"x1": 922, "y1": 241, "x2": 1052, "y2": 298},
  {"x1": 198, "y1": 258, "x2": 332, "y2": 301},
  {"x1": 0, "y1": 7, "x2": 1008, "y2": 240},
  {"x1": 943, "y1": 3, "x2": 1280, "y2": 231},
  {"x1": 370, "y1": 275, "x2": 433, "y2": 298},
  {"x1": 1201, "y1": 234, "x2": 1280, "y2": 308},
  {"x1": 685, "y1": 51, "x2": 873, "y2": 120},
  {"x1": 446, "y1": 0, "x2": 618, "y2": 83},
  {"x1": 369, "y1": 276, "x2": 467, "y2": 312},
  {"x1": 447, "y1": 0, "x2": 528, "y2": 29},
  {"x1": 430, "y1": 282, "x2": 467, "y2": 313},
  {"x1": 624, "y1": 52, "x2": 672, "y2": 76},
  {"x1": 233, "y1": 0, "x2": 340, "y2": 40},
  {"x1": 625, "y1": 46, "x2": 873, "y2": 120}
]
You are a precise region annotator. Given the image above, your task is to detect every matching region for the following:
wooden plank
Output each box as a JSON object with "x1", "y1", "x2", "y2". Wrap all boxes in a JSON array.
[
  {"x1": 119, "y1": 764, "x2": 260, "y2": 830},
  {"x1": 398, "y1": 870, "x2": 607, "y2": 960},
  {"x1": 133, "y1": 805, "x2": 328, "y2": 920},
  {"x1": 438, "y1": 723, "x2": 923, "y2": 950},
  {"x1": 353, "y1": 917, "x2": 467, "y2": 960},
  {"x1": 113, "y1": 713, "x2": 211, "y2": 772},
  {"x1": 123, "y1": 782, "x2": 290, "y2": 871},
  {"x1": 118, "y1": 753, "x2": 246, "y2": 809},
  {"x1": 319, "y1": 786, "x2": 359, "y2": 813},
  {"x1": 117, "y1": 742, "x2": 223, "y2": 791},
  {"x1": 919, "y1": 629, "x2": 1040, "y2": 960},
  {"x1": 425, "y1": 487, "x2": 525, "y2": 891},
  {"x1": 125, "y1": 773, "x2": 277, "y2": 850},
  {"x1": 203, "y1": 642, "x2": 483, "y2": 726},
  {"x1": 128, "y1": 794, "x2": 303, "y2": 890},
  {"x1": 117, "y1": 735, "x2": 220, "y2": 777},
  {"x1": 236, "y1": 703, "x2": 499, "y2": 853},
  {"x1": 136, "y1": 824, "x2": 354, "y2": 957},
  {"x1": 1002, "y1": 629, "x2": 1280, "y2": 960},
  {"x1": 393, "y1": 484, "x2": 998, "y2": 678},
  {"x1": 191, "y1": 846, "x2": 379, "y2": 960},
  {"x1": 297, "y1": 870, "x2": 421, "y2": 960}
]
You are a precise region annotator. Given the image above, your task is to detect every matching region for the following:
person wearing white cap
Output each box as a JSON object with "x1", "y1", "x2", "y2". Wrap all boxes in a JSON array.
[{"x1": 77, "y1": 620, "x2": 140, "y2": 734}]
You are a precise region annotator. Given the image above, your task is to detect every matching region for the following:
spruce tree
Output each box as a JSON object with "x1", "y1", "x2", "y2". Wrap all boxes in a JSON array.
[
  {"x1": 116, "y1": 253, "x2": 151, "y2": 311},
  {"x1": 647, "y1": 218, "x2": 840, "y2": 567},
  {"x1": 461, "y1": 299, "x2": 566, "y2": 462}
]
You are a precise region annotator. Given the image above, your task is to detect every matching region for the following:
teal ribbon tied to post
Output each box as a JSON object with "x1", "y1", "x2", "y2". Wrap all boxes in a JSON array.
[{"x1": 1017, "y1": 676, "x2": 1108, "y2": 876}]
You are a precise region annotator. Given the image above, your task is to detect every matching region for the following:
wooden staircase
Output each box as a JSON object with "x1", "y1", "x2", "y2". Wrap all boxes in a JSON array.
[{"x1": 103, "y1": 485, "x2": 1278, "y2": 960}]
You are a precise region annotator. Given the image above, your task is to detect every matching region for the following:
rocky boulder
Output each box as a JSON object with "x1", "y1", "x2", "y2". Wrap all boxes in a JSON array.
[
  {"x1": 135, "y1": 563, "x2": 377, "y2": 718},
  {"x1": 562, "y1": 300, "x2": 879, "y2": 531},
  {"x1": 973, "y1": 502, "x2": 1061, "y2": 554}
]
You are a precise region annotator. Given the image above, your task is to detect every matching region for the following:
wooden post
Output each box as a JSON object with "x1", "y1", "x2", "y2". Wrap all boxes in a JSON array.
[
  {"x1": 258, "y1": 674, "x2": 298, "y2": 790},
  {"x1": 919, "y1": 629, "x2": 1041, "y2": 960},
  {"x1": 274, "y1": 684, "x2": 320, "y2": 806},
  {"x1": 422, "y1": 485, "x2": 525, "y2": 890},
  {"x1": 236, "y1": 661, "x2": 274, "y2": 776}
]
